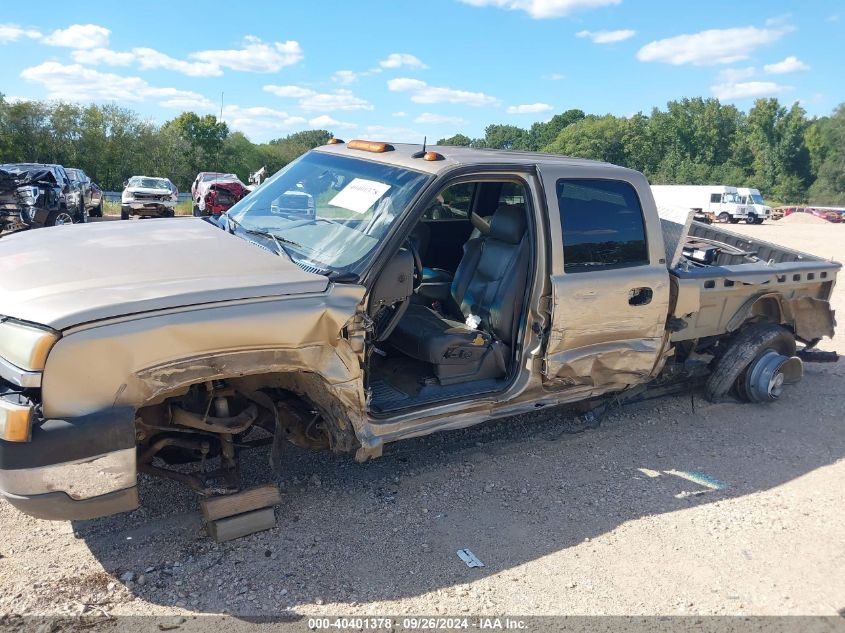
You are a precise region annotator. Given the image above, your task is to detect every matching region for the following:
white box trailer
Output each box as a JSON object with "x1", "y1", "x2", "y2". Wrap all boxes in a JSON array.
[
  {"x1": 737, "y1": 187, "x2": 771, "y2": 223},
  {"x1": 650, "y1": 185, "x2": 755, "y2": 224}
]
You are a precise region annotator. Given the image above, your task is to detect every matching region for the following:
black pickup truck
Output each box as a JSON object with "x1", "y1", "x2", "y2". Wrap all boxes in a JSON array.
[{"x1": 0, "y1": 163, "x2": 84, "y2": 232}]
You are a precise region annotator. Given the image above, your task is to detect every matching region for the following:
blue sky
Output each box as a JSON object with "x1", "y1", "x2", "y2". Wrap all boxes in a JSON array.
[{"x1": 1, "y1": 0, "x2": 842, "y2": 143}]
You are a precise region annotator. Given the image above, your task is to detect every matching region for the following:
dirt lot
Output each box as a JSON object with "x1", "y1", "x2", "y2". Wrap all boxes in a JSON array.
[{"x1": 1, "y1": 221, "x2": 844, "y2": 623}]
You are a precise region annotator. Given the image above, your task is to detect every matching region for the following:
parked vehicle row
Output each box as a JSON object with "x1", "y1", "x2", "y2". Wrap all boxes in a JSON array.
[
  {"x1": 0, "y1": 163, "x2": 90, "y2": 232},
  {"x1": 651, "y1": 185, "x2": 771, "y2": 224}
]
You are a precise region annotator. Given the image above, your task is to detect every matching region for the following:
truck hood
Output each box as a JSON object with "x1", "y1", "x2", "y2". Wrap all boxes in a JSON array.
[{"x1": 0, "y1": 219, "x2": 329, "y2": 329}]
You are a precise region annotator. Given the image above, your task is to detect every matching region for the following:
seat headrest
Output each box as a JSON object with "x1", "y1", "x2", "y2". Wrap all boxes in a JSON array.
[{"x1": 489, "y1": 203, "x2": 527, "y2": 244}]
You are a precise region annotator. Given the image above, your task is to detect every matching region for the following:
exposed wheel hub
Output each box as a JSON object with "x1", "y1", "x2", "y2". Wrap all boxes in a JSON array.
[{"x1": 744, "y1": 350, "x2": 803, "y2": 402}]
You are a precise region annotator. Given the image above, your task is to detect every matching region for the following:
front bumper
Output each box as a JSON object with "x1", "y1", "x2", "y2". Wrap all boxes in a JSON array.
[{"x1": 0, "y1": 405, "x2": 138, "y2": 520}]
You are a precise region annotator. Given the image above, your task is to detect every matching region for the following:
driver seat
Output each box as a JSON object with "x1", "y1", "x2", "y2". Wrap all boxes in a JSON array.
[{"x1": 389, "y1": 203, "x2": 529, "y2": 385}]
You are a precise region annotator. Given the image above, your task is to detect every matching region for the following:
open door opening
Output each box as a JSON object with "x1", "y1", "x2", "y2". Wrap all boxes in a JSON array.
[{"x1": 366, "y1": 179, "x2": 534, "y2": 415}]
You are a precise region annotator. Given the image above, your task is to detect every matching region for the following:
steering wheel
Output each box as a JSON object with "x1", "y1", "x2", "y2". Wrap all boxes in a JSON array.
[{"x1": 405, "y1": 238, "x2": 424, "y2": 289}]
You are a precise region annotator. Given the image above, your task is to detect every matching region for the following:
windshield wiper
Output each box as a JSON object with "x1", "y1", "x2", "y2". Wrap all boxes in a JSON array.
[{"x1": 224, "y1": 213, "x2": 301, "y2": 260}]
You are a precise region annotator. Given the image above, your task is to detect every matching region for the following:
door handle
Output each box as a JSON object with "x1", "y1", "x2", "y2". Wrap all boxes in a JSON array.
[{"x1": 628, "y1": 287, "x2": 653, "y2": 306}]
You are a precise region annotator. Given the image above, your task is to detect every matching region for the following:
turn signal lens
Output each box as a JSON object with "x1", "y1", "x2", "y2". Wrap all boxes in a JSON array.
[
  {"x1": 327, "y1": 138, "x2": 344, "y2": 145},
  {"x1": 347, "y1": 140, "x2": 394, "y2": 153},
  {"x1": 0, "y1": 400, "x2": 32, "y2": 442},
  {"x1": 423, "y1": 151, "x2": 444, "y2": 161}
]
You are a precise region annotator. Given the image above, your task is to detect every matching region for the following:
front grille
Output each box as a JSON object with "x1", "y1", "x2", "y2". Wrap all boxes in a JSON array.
[{"x1": 133, "y1": 192, "x2": 168, "y2": 201}]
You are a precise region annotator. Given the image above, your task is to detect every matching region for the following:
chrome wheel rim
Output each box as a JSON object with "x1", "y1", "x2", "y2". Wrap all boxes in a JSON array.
[{"x1": 54, "y1": 212, "x2": 74, "y2": 225}]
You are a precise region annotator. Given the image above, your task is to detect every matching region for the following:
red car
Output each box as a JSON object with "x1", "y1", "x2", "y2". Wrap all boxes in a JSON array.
[{"x1": 190, "y1": 172, "x2": 249, "y2": 217}]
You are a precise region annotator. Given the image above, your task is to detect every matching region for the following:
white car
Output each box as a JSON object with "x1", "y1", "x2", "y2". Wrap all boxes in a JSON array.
[{"x1": 121, "y1": 176, "x2": 178, "y2": 220}]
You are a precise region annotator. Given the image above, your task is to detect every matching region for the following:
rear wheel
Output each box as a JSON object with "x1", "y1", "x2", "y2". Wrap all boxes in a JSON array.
[
  {"x1": 46, "y1": 208, "x2": 75, "y2": 226},
  {"x1": 90, "y1": 200, "x2": 103, "y2": 217},
  {"x1": 705, "y1": 323, "x2": 799, "y2": 403},
  {"x1": 718, "y1": 212, "x2": 730, "y2": 223}
]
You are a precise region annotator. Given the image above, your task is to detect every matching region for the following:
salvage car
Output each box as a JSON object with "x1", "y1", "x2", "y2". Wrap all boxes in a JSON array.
[
  {"x1": 0, "y1": 163, "x2": 83, "y2": 231},
  {"x1": 66, "y1": 168, "x2": 104, "y2": 218},
  {"x1": 191, "y1": 171, "x2": 249, "y2": 217},
  {"x1": 121, "y1": 176, "x2": 178, "y2": 220},
  {"x1": 0, "y1": 140, "x2": 839, "y2": 521}
]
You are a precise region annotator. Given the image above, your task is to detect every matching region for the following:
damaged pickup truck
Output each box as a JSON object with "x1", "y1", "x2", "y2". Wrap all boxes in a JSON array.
[
  {"x1": 0, "y1": 141, "x2": 838, "y2": 521},
  {"x1": 191, "y1": 172, "x2": 249, "y2": 218},
  {"x1": 0, "y1": 163, "x2": 81, "y2": 232}
]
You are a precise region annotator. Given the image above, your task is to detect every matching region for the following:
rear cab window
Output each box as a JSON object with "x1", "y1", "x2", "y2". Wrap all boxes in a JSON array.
[{"x1": 556, "y1": 179, "x2": 649, "y2": 273}]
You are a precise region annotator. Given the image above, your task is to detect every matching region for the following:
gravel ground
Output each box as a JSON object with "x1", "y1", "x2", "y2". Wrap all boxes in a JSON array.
[{"x1": 1, "y1": 221, "x2": 844, "y2": 622}]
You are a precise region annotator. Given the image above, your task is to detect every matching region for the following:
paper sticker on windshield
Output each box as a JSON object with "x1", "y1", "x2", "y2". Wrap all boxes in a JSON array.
[{"x1": 328, "y1": 178, "x2": 391, "y2": 214}]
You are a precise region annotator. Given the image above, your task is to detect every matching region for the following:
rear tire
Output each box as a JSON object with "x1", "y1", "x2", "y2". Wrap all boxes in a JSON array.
[
  {"x1": 718, "y1": 212, "x2": 730, "y2": 223},
  {"x1": 705, "y1": 323, "x2": 796, "y2": 403},
  {"x1": 91, "y1": 200, "x2": 103, "y2": 218},
  {"x1": 46, "y1": 208, "x2": 75, "y2": 226}
]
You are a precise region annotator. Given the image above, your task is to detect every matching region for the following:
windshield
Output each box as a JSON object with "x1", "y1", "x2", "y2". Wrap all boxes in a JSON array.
[
  {"x1": 202, "y1": 173, "x2": 238, "y2": 182},
  {"x1": 129, "y1": 177, "x2": 170, "y2": 190},
  {"x1": 66, "y1": 168, "x2": 81, "y2": 181},
  {"x1": 227, "y1": 151, "x2": 430, "y2": 274},
  {"x1": 750, "y1": 193, "x2": 765, "y2": 204}
]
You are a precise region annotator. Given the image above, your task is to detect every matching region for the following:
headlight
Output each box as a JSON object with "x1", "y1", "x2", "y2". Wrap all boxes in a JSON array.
[
  {"x1": 122, "y1": 191, "x2": 134, "y2": 202},
  {"x1": 0, "y1": 319, "x2": 59, "y2": 371}
]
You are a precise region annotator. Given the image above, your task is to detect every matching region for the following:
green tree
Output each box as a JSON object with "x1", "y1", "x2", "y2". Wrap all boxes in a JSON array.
[
  {"x1": 526, "y1": 109, "x2": 585, "y2": 151},
  {"x1": 475, "y1": 124, "x2": 528, "y2": 150},
  {"x1": 437, "y1": 133, "x2": 472, "y2": 146}
]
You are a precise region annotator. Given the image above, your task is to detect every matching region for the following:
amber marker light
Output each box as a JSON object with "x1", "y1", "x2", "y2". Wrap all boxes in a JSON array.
[{"x1": 347, "y1": 140, "x2": 395, "y2": 153}]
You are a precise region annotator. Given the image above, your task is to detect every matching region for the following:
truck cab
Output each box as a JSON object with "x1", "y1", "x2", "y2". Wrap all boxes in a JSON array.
[{"x1": 737, "y1": 187, "x2": 771, "y2": 224}]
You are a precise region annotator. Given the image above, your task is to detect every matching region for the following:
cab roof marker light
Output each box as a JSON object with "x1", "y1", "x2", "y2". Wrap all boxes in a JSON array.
[
  {"x1": 327, "y1": 138, "x2": 344, "y2": 145},
  {"x1": 423, "y1": 151, "x2": 444, "y2": 161},
  {"x1": 346, "y1": 140, "x2": 394, "y2": 153}
]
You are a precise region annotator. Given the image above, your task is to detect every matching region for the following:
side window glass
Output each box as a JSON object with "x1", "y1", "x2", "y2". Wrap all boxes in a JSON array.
[
  {"x1": 422, "y1": 182, "x2": 475, "y2": 220},
  {"x1": 557, "y1": 179, "x2": 649, "y2": 273},
  {"x1": 710, "y1": 193, "x2": 722, "y2": 203}
]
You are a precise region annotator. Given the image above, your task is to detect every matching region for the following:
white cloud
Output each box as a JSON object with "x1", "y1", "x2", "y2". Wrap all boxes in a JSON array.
[
  {"x1": 763, "y1": 56, "x2": 809, "y2": 74},
  {"x1": 332, "y1": 70, "x2": 358, "y2": 85},
  {"x1": 190, "y1": 36, "x2": 303, "y2": 73},
  {"x1": 308, "y1": 114, "x2": 357, "y2": 129},
  {"x1": 132, "y1": 47, "x2": 221, "y2": 77},
  {"x1": 459, "y1": 0, "x2": 620, "y2": 19},
  {"x1": 42, "y1": 24, "x2": 110, "y2": 49},
  {"x1": 71, "y1": 47, "x2": 135, "y2": 66},
  {"x1": 710, "y1": 80, "x2": 791, "y2": 101},
  {"x1": 20, "y1": 61, "x2": 213, "y2": 109},
  {"x1": 393, "y1": 111, "x2": 408, "y2": 117},
  {"x1": 506, "y1": 102, "x2": 553, "y2": 114},
  {"x1": 637, "y1": 26, "x2": 787, "y2": 65},
  {"x1": 716, "y1": 66, "x2": 756, "y2": 82},
  {"x1": 576, "y1": 29, "x2": 635, "y2": 44},
  {"x1": 388, "y1": 78, "x2": 499, "y2": 106},
  {"x1": 0, "y1": 24, "x2": 42, "y2": 44},
  {"x1": 222, "y1": 105, "x2": 307, "y2": 140},
  {"x1": 300, "y1": 90, "x2": 373, "y2": 112},
  {"x1": 379, "y1": 53, "x2": 427, "y2": 69},
  {"x1": 264, "y1": 84, "x2": 373, "y2": 112},
  {"x1": 543, "y1": 73, "x2": 565, "y2": 80},
  {"x1": 414, "y1": 112, "x2": 465, "y2": 124},
  {"x1": 263, "y1": 84, "x2": 315, "y2": 98}
]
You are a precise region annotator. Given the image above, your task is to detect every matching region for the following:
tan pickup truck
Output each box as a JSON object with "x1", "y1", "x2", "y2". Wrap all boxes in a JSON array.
[{"x1": 0, "y1": 140, "x2": 838, "y2": 520}]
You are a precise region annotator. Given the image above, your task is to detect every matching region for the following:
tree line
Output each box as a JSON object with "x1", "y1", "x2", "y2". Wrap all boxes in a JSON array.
[
  {"x1": 1, "y1": 93, "x2": 843, "y2": 204},
  {"x1": 439, "y1": 98, "x2": 845, "y2": 205}
]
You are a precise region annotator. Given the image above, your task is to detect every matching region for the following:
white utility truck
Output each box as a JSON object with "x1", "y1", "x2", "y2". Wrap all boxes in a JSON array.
[
  {"x1": 651, "y1": 185, "x2": 755, "y2": 224},
  {"x1": 737, "y1": 187, "x2": 771, "y2": 223}
]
